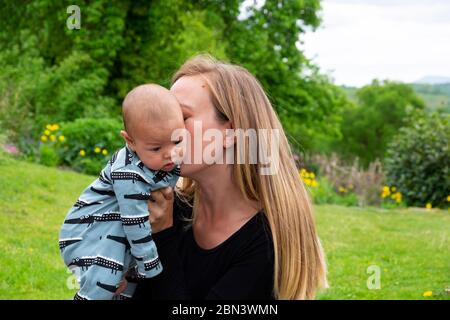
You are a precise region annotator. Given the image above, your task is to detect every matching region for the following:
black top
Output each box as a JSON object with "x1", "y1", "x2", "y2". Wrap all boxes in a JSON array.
[{"x1": 133, "y1": 195, "x2": 275, "y2": 300}]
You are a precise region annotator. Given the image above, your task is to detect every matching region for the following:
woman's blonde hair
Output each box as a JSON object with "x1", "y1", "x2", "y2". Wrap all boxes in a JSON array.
[{"x1": 172, "y1": 54, "x2": 327, "y2": 299}]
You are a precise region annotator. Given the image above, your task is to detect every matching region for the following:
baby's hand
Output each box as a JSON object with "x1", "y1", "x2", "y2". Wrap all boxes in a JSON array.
[{"x1": 114, "y1": 274, "x2": 128, "y2": 297}]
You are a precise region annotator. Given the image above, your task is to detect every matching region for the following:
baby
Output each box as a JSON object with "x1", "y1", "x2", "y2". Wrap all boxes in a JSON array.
[{"x1": 59, "y1": 84, "x2": 185, "y2": 300}]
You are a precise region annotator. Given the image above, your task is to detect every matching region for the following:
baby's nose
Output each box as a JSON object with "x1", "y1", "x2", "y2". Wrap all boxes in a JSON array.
[{"x1": 163, "y1": 148, "x2": 172, "y2": 159}]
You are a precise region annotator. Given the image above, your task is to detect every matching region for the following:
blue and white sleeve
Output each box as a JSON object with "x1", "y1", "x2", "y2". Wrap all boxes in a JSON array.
[{"x1": 113, "y1": 177, "x2": 163, "y2": 279}]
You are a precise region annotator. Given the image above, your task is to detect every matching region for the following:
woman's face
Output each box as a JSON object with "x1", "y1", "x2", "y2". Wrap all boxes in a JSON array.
[{"x1": 170, "y1": 75, "x2": 230, "y2": 179}]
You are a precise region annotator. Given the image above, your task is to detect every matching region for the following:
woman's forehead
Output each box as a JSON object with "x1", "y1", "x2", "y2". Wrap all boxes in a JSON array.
[{"x1": 170, "y1": 75, "x2": 210, "y2": 107}]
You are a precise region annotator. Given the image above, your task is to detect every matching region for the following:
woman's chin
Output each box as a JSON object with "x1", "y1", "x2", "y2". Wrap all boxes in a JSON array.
[{"x1": 179, "y1": 163, "x2": 205, "y2": 179}]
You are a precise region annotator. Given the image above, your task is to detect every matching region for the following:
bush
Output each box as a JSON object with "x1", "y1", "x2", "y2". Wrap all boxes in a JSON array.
[
  {"x1": 307, "y1": 177, "x2": 359, "y2": 206},
  {"x1": 39, "y1": 144, "x2": 60, "y2": 167},
  {"x1": 308, "y1": 153, "x2": 385, "y2": 206},
  {"x1": 0, "y1": 32, "x2": 117, "y2": 158},
  {"x1": 385, "y1": 112, "x2": 449, "y2": 208},
  {"x1": 299, "y1": 167, "x2": 359, "y2": 207},
  {"x1": 57, "y1": 118, "x2": 124, "y2": 175}
]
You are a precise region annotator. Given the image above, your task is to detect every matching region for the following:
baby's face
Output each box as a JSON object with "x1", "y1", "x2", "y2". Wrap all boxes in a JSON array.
[{"x1": 130, "y1": 116, "x2": 185, "y2": 172}]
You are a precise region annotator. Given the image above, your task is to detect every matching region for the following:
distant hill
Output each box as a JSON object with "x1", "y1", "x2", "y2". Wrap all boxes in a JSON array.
[
  {"x1": 414, "y1": 76, "x2": 450, "y2": 85},
  {"x1": 339, "y1": 83, "x2": 450, "y2": 113},
  {"x1": 409, "y1": 83, "x2": 450, "y2": 113}
]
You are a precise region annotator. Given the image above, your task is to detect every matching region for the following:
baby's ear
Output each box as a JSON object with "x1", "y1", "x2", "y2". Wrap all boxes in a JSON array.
[{"x1": 120, "y1": 130, "x2": 134, "y2": 146}]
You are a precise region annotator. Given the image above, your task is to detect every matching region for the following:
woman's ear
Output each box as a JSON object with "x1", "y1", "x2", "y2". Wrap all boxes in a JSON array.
[{"x1": 120, "y1": 130, "x2": 135, "y2": 150}]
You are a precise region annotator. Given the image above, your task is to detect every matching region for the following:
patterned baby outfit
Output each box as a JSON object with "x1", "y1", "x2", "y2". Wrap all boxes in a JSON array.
[{"x1": 59, "y1": 145, "x2": 180, "y2": 300}]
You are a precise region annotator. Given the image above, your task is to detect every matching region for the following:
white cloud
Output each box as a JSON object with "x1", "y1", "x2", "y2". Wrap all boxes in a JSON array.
[{"x1": 301, "y1": 0, "x2": 450, "y2": 86}]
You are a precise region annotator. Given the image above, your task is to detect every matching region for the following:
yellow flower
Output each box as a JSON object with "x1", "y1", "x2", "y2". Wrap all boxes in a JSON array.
[
  {"x1": 94, "y1": 147, "x2": 101, "y2": 154},
  {"x1": 79, "y1": 149, "x2": 86, "y2": 157},
  {"x1": 44, "y1": 130, "x2": 51, "y2": 136},
  {"x1": 50, "y1": 135, "x2": 56, "y2": 142},
  {"x1": 393, "y1": 192, "x2": 402, "y2": 203},
  {"x1": 300, "y1": 168, "x2": 307, "y2": 177},
  {"x1": 447, "y1": 195, "x2": 450, "y2": 202},
  {"x1": 391, "y1": 186, "x2": 396, "y2": 192},
  {"x1": 58, "y1": 135, "x2": 65, "y2": 142},
  {"x1": 425, "y1": 203, "x2": 432, "y2": 210},
  {"x1": 47, "y1": 124, "x2": 59, "y2": 131},
  {"x1": 339, "y1": 187, "x2": 346, "y2": 193},
  {"x1": 422, "y1": 291, "x2": 432, "y2": 297},
  {"x1": 40, "y1": 135, "x2": 48, "y2": 142},
  {"x1": 304, "y1": 178, "x2": 311, "y2": 186},
  {"x1": 102, "y1": 149, "x2": 108, "y2": 155},
  {"x1": 310, "y1": 172, "x2": 315, "y2": 179},
  {"x1": 311, "y1": 180, "x2": 318, "y2": 188}
]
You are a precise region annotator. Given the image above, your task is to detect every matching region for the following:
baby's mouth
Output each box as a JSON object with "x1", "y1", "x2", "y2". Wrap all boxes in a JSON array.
[{"x1": 162, "y1": 162, "x2": 175, "y2": 170}]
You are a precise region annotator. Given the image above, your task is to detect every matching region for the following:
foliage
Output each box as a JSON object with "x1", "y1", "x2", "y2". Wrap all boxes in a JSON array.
[
  {"x1": 36, "y1": 119, "x2": 123, "y2": 174},
  {"x1": 58, "y1": 118, "x2": 123, "y2": 174},
  {"x1": 335, "y1": 80, "x2": 425, "y2": 167},
  {"x1": 308, "y1": 153, "x2": 385, "y2": 206},
  {"x1": 0, "y1": 0, "x2": 345, "y2": 159},
  {"x1": 307, "y1": 176, "x2": 359, "y2": 207},
  {"x1": 384, "y1": 112, "x2": 450, "y2": 208},
  {"x1": 39, "y1": 144, "x2": 60, "y2": 167}
]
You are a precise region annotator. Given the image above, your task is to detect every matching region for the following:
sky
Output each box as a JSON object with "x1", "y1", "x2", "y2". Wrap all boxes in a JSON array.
[{"x1": 299, "y1": 0, "x2": 450, "y2": 87}]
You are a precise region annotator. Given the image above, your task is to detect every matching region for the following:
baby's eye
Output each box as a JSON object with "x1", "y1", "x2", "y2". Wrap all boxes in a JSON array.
[
  {"x1": 148, "y1": 147, "x2": 160, "y2": 152},
  {"x1": 173, "y1": 139, "x2": 183, "y2": 145}
]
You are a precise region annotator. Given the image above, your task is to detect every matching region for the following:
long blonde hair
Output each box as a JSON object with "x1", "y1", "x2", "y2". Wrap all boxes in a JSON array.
[{"x1": 172, "y1": 55, "x2": 327, "y2": 299}]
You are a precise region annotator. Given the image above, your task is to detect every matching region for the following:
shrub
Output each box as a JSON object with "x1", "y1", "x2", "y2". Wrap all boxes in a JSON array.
[
  {"x1": 38, "y1": 144, "x2": 60, "y2": 167},
  {"x1": 0, "y1": 32, "x2": 117, "y2": 158},
  {"x1": 58, "y1": 118, "x2": 124, "y2": 175},
  {"x1": 298, "y1": 167, "x2": 359, "y2": 206},
  {"x1": 308, "y1": 153, "x2": 385, "y2": 206},
  {"x1": 385, "y1": 112, "x2": 449, "y2": 208},
  {"x1": 307, "y1": 176, "x2": 359, "y2": 206},
  {"x1": 380, "y1": 185, "x2": 406, "y2": 209}
]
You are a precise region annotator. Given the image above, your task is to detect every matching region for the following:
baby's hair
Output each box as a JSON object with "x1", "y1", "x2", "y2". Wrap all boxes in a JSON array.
[{"x1": 122, "y1": 84, "x2": 180, "y2": 137}]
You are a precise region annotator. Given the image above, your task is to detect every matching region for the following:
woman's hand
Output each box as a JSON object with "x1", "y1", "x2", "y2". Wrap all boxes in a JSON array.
[{"x1": 148, "y1": 187, "x2": 174, "y2": 234}]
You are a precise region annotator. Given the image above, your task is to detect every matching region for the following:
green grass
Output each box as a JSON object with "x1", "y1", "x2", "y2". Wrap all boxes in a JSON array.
[
  {"x1": 0, "y1": 153, "x2": 449, "y2": 299},
  {"x1": 316, "y1": 205, "x2": 449, "y2": 299}
]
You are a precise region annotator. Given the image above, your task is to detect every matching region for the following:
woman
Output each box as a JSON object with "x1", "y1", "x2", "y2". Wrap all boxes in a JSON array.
[{"x1": 131, "y1": 55, "x2": 327, "y2": 300}]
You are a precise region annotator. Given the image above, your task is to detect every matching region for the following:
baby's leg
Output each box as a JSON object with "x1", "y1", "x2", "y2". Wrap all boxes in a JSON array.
[
  {"x1": 72, "y1": 223, "x2": 129, "y2": 299},
  {"x1": 76, "y1": 262, "x2": 125, "y2": 300}
]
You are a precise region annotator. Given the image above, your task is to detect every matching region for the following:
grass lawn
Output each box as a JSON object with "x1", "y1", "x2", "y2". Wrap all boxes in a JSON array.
[{"x1": 0, "y1": 153, "x2": 449, "y2": 300}]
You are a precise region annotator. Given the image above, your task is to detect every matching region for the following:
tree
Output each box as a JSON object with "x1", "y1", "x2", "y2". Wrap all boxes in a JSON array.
[
  {"x1": 0, "y1": 0, "x2": 346, "y2": 158},
  {"x1": 336, "y1": 80, "x2": 425, "y2": 167}
]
